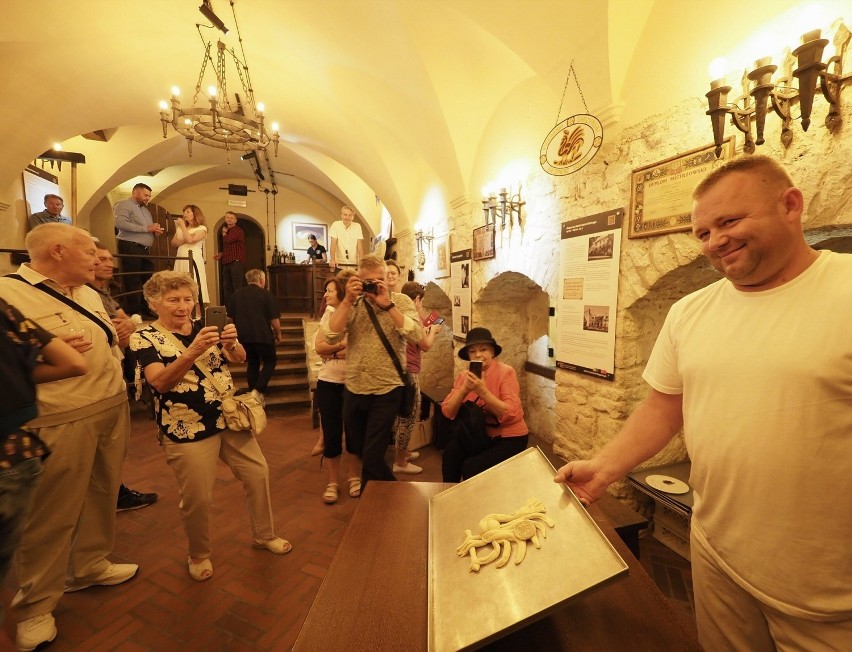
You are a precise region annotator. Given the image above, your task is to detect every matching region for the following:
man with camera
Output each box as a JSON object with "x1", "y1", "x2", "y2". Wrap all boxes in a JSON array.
[{"x1": 323, "y1": 254, "x2": 423, "y2": 488}]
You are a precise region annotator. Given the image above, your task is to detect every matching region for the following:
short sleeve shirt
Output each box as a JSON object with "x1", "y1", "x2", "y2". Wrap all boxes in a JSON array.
[{"x1": 130, "y1": 322, "x2": 233, "y2": 443}]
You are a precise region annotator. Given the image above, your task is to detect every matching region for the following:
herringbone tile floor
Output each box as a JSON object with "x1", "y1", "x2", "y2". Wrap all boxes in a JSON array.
[{"x1": 1, "y1": 404, "x2": 695, "y2": 650}]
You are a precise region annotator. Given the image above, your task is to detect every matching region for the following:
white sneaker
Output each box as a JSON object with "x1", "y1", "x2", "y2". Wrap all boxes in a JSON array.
[
  {"x1": 393, "y1": 462, "x2": 423, "y2": 475},
  {"x1": 406, "y1": 451, "x2": 420, "y2": 461},
  {"x1": 250, "y1": 389, "x2": 265, "y2": 407},
  {"x1": 64, "y1": 562, "x2": 138, "y2": 592},
  {"x1": 16, "y1": 613, "x2": 57, "y2": 651}
]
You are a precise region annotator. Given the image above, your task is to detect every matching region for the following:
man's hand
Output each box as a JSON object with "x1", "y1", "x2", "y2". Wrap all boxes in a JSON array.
[
  {"x1": 112, "y1": 318, "x2": 136, "y2": 348},
  {"x1": 213, "y1": 253, "x2": 223, "y2": 261},
  {"x1": 343, "y1": 275, "x2": 362, "y2": 304},
  {"x1": 148, "y1": 223, "x2": 164, "y2": 235},
  {"x1": 553, "y1": 459, "x2": 611, "y2": 506}
]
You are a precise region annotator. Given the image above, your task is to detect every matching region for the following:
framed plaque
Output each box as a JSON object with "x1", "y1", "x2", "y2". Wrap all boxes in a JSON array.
[
  {"x1": 472, "y1": 224, "x2": 495, "y2": 261},
  {"x1": 628, "y1": 138, "x2": 735, "y2": 239}
]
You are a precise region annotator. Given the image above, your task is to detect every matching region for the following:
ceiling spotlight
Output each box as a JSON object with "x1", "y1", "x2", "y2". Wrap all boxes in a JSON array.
[{"x1": 199, "y1": 0, "x2": 229, "y2": 34}]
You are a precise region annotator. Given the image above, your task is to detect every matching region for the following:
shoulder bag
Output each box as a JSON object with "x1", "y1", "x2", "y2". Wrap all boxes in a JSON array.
[
  {"x1": 150, "y1": 324, "x2": 267, "y2": 435},
  {"x1": 363, "y1": 299, "x2": 417, "y2": 418}
]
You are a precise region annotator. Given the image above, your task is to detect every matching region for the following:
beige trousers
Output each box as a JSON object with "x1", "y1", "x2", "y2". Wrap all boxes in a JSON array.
[
  {"x1": 163, "y1": 429, "x2": 274, "y2": 559},
  {"x1": 691, "y1": 530, "x2": 852, "y2": 651},
  {"x1": 12, "y1": 402, "x2": 129, "y2": 621}
]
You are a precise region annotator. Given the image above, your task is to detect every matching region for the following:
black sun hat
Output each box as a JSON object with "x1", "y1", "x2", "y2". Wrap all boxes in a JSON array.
[{"x1": 458, "y1": 327, "x2": 502, "y2": 360}]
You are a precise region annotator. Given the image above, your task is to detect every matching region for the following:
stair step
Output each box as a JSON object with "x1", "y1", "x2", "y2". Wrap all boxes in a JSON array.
[{"x1": 234, "y1": 377, "x2": 309, "y2": 392}]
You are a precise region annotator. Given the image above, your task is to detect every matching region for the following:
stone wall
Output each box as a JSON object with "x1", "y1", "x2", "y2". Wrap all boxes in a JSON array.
[{"x1": 548, "y1": 95, "x2": 852, "y2": 504}]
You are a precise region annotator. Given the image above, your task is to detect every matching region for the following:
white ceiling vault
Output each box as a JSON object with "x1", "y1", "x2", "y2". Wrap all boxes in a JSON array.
[{"x1": 1, "y1": 0, "x2": 846, "y2": 232}]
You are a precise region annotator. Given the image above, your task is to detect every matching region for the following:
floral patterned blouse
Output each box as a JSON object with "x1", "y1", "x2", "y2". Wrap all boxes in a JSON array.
[{"x1": 130, "y1": 322, "x2": 234, "y2": 443}]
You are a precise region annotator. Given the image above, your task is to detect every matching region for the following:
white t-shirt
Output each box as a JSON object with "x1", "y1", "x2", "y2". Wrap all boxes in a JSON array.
[
  {"x1": 644, "y1": 250, "x2": 852, "y2": 619},
  {"x1": 329, "y1": 221, "x2": 363, "y2": 265},
  {"x1": 317, "y1": 306, "x2": 346, "y2": 384}
]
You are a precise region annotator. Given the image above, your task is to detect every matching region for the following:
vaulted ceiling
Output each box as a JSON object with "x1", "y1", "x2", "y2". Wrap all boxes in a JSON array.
[{"x1": 2, "y1": 0, "x2": 842, "y2": 231}]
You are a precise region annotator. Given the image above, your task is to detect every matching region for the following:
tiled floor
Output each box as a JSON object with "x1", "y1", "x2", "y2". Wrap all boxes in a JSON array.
[{"x1": 1, "y1": 404, "x2": 695, "y2": 650}]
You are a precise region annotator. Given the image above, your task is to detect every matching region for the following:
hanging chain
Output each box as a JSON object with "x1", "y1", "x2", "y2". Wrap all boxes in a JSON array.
[{"x1": 555, "y1": 61, "x2": 590, "y2": 124}]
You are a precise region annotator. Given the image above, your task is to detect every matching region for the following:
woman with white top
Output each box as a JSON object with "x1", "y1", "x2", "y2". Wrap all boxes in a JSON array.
[
  {"x1": 172, "y1": 204, "x2": 210, "y2": 314},
  {"x1": 314, "y1": 272, "x2": 362, "y2": 503}
]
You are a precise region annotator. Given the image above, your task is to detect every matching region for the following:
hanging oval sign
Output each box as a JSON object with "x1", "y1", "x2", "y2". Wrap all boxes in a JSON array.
[{"x1": 539, "y1": 113, "x2": 603, "y2": 176}]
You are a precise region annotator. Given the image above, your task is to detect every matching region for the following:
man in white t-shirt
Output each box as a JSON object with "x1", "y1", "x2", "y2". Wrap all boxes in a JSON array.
[
  {"x1": 329, "y1": 205, "x2": 364, "y2": 270},
  {"x1": 554, "y1": 155, "x2": 852, "y2": 650}
]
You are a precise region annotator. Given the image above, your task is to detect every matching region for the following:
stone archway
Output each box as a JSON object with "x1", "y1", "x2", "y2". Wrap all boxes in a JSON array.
[
  {"x1": 474, "y1": 271, "x2": 555, "y2": 441},
  {"x1": 420, "y1": 281, "x2": 454, "y2": 389}
]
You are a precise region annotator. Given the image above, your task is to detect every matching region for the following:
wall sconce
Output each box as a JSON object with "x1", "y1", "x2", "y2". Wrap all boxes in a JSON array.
[
  {"x1": 414, "y1": 228, "x2": 433, "y2": 270},
  {"x1": 705, "y1": 24, "x2": 850, "y2": 157},
  {"x1": 481, "y1": 186, "x2": 525, "y2": 230},
  {"x1": 415, "y1": 228, "x2": 434, "y2": 251}
]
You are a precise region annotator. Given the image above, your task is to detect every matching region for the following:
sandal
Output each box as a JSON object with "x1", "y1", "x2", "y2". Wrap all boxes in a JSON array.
[
  {"x1": 252, "y1": 537, "x2": 292, "y2": 555},
  {"x1": 348, "y1": 477, "x2": 361, "y2": 498},
  {"x1": 323, "y1": 483, "x2": 339, "y2": 504},
  {"x1": 187, "y1": 556, "x2": 213, "y2": 582}
]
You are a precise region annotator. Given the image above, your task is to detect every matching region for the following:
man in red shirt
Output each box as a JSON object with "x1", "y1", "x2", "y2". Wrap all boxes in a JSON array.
[{"x1": 214, "y1": 211, "x2": 246, "y2": 308}]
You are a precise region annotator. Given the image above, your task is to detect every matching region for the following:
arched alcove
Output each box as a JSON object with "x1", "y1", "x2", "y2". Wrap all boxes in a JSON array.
[
  {"x1": 474, "y1": 271, "x2": 555, "y2": 441},
  {"x1": 420, "y1": 281, "x2": 454, "y2": 389}
]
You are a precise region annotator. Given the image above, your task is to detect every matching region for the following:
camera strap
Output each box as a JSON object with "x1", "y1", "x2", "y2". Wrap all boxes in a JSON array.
[
  {"x1": 5, "y1": 273, "x2": 115, "y2": 347},
  {"x1": 363, "y1": 299, "x2": 407, "y2": 384}
]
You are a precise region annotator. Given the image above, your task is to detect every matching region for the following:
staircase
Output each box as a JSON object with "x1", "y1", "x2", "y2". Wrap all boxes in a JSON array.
[{"x1": 230, "y1": 314, "x2": 312, "y2": 411}]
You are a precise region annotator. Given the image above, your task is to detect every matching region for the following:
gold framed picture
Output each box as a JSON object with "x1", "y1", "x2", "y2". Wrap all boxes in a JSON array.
[{"x1": 628, "y1": 138, "x2": 735, "y2": 239}]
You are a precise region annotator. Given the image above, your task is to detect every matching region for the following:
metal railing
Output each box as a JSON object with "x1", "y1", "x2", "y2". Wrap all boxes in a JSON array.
[{"x1": 0, "y1": 247, "x2": 205, "y2": 312}]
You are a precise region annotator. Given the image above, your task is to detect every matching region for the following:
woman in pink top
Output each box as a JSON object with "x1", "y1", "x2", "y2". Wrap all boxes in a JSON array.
[{"x1": 441, "y1": 328, "x2": 528, "y2": 482}]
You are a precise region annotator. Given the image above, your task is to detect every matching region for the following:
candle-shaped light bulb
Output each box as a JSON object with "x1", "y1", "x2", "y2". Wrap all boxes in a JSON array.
[
  {"x1": 707, "y1": 57, "x2": 728, "y2": 83},
  {"x1": 171, "y1": 86, "x2": 181, "y2": 98},
  {"x1": 271, "y1": 122, "x2": 279, "y2": 133},
  {"x1": 257, "y1": 102, "x2": 265, "y2": 114},
  {"x1": 159, "y1": 100, "x2": 169, "y2": 111},
  {"x1": 208, "y1": 86, "x2": 217, "y2": 97}
]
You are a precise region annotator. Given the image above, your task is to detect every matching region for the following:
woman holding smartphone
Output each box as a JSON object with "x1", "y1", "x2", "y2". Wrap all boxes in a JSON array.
[
  {"x1": 130, "y1": 271, "x2": 291, "y2": 582},
  {"x1": 441, "y1": 327, "x2": 528, "y2": 482}
]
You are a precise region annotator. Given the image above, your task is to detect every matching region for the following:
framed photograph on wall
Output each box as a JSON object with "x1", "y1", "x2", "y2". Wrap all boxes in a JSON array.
[
  {"x1": 435, "y1": 235, "x2": 450, "y2": 278},
  {"x1": 472, "y1": 224, "x2": 496, "y2": 261},
  {"x1": 293, "y1": 222, "x2": 327, "y2": 251}
]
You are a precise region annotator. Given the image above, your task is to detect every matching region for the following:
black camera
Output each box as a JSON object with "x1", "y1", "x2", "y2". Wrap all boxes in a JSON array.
[{"x1": 362, "y1": 280, "x2": 378, "y2": 294}]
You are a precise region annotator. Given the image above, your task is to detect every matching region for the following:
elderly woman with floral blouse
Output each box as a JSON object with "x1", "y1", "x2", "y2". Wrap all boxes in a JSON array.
[{"x1": 130, "y1": 271, "x2": 290, "y2": 582}]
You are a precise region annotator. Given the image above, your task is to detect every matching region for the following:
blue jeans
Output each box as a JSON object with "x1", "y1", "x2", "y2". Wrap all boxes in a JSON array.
[{"x1": 0, "y1": 457, "x2": 43, "y2": 624}]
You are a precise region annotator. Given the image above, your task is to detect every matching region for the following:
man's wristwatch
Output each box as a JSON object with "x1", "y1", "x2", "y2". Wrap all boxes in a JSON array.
[{"x1": 378, "y1": 302, "x2": 395, "y2": 311}]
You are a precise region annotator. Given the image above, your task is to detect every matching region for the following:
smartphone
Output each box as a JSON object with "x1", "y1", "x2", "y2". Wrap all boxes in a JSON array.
[
  {"x1": 425, "y1": 311, "x2": 444, "y2": 326},
  {"x1": 469, "y1": 360, "x2": 483, "y2": 378},
  {"x1": 205, "y1": 305, "x2": 227, "y2": 331}
]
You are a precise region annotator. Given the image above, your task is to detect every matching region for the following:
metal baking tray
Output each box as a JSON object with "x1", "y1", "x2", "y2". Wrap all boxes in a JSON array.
[{"x1": 428, "y1": 447, "x2": 629, "y2": 651}]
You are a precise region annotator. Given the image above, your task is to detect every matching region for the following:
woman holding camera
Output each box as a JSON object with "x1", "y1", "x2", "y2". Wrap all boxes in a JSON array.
[
  {"x1": 130, "y1": 271, "x2": 291, "y2": 582},
  {"x1": 441, "y1": 327, "x2": 528, "y2": 482}
]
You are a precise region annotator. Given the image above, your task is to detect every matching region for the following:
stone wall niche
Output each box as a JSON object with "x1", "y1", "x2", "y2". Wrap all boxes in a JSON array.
[
  {"x1": 554, "y1": 240, "x2": 723, "y2": 507},
  {"x1": 474, "y1": 271, "x2": 556, "y2": 441}
]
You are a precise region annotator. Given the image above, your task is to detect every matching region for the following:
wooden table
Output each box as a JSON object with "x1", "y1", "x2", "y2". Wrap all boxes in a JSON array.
[{"x1": 293, "y1": 482, "x2": 700, "y2": 651}]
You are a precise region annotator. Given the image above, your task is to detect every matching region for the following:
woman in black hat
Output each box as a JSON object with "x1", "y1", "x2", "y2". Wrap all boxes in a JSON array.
[{"x1": 441, "y1": 327, "x2": 528, "y2": 482}]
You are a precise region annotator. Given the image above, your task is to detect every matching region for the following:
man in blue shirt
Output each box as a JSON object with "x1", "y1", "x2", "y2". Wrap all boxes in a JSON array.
[{"x1": 114, "y1": 183, "x2": 163, "y2": 317}]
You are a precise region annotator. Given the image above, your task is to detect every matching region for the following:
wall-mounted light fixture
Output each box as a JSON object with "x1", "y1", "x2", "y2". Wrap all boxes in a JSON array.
[
  {"x1": 414, "y1": 228, "x2": 433, "y2": 270},
  {"x1": 415, "y1": 228, "x2": 434, "y2": 251},
  {"x1": 705, "y1": 23, "x2": 850, "y2": 157},
  {"x1": 481, "y1": 186, "x2": 525, "y2": 230}
]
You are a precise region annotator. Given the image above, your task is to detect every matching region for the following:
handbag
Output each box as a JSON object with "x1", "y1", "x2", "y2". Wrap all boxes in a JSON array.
[
  {"x1": 363, "y1": 299, "x2": 417, "y2": 418},
  {"x1": 151, "y1": 323, "x2": 267, "y2": 435}
]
